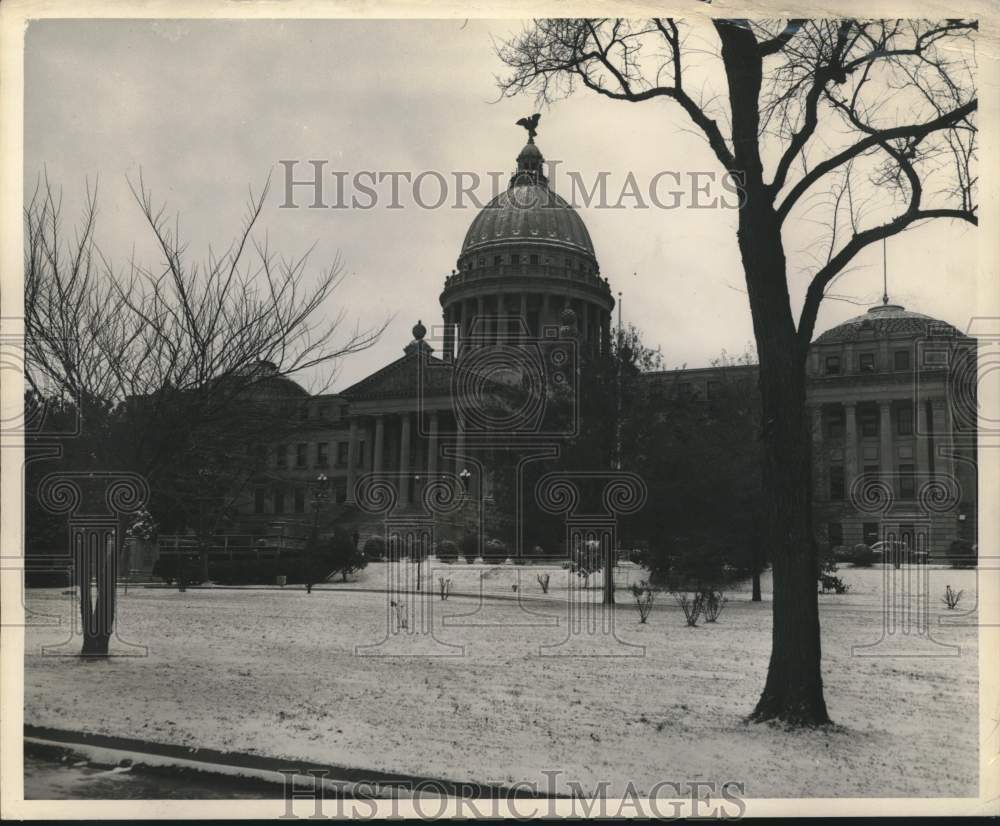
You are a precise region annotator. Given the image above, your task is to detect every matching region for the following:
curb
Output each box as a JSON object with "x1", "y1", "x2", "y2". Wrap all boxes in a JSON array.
[{"x1": 24, "y1": 725, "x2": 562, "y2": 799}]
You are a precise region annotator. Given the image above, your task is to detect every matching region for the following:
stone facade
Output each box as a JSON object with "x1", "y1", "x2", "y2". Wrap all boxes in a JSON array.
[{"x1": 237, "y1": 135, "x2": 978, "y2": 557}]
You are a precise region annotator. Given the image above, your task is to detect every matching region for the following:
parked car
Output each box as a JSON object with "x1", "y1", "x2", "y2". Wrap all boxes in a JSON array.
[{"x1": 870, "y1": 540, "x2": 928, "y2": 564}]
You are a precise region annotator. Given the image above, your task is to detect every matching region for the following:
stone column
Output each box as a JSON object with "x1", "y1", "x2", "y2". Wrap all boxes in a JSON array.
[
  {"x1": 520, "y1": 293, "x2": 528, "y2": 341},
  {"x1": 931, "y1": 399, "x2": 956, "y2": 483},
  {"x1": 542, "y1": 293, "x2": 551, "y2": 330},
  {"x1": 427, "y1": 410, "x2": 439, "y2": 480},
  {"x1": 442, "y1": 307, "x2": 453, "y2": 361},
  {"x1": 496, "y1": 293, "x2": 505, "y2": 343},
  {"x1": 399, "y1": 411, "x2": 411, "y2": 505},
  {"x1": 844, "y1": 402, "x2": 858, "y2": 489},
  {"x1": 476, "y1": 296, "x2": 484, "y2": 344},
  {"x1": 346, "y1": 416, "x2": 359, "y2": 503},
  {"x1": 461, "y1": 300, "x2": 470, "y2": 346},
  {"x1": 601, "y1": 310, "x2": 611, "y2": 356},
  {"x1": 811, "y1": 405, "x2": 824, "y2": 496},
  {"x1": 373, "y1": 414, "x2": 385, "y2": 473},
  {"x1": 879, "y1": 400, "x2": 894, "y2": 478},
  {"x1": 915, "y1": 399, "x2": 930, "y2": 480},
  {"x1": 455, "y1": 413, "x2": 466, "y2": 484}
]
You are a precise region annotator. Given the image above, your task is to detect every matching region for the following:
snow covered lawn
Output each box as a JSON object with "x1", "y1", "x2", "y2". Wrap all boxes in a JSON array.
[{"x1": 23, "y1": 565, "x2": 979, "y2": 797}]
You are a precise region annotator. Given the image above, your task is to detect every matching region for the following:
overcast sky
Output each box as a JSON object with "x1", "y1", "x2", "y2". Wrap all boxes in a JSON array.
[{"x1": 24, "y1": 18, "x2": 980, "y2": 392}]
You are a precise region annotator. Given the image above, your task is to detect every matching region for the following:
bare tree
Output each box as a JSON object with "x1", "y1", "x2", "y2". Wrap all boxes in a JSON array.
[
  {"x1": 498, "y1": 18, "x2": 977, "y2": 725},
  {"x1": 25, "y1": 172, "x2": 388, "y2": 655}
]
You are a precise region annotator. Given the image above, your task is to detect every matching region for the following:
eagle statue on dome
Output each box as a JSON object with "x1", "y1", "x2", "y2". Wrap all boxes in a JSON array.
[{"x1": 516, "y1": 113, "x2": 541, "y2": 140}]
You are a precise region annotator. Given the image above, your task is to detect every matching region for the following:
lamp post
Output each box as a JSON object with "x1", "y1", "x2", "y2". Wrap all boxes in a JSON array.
[
  {"x1": 306, "y1": 473, "x2": 330, "y2": 594},
  {"x1": 459, "y1": 468, "x2": 471, "y2": 496}
]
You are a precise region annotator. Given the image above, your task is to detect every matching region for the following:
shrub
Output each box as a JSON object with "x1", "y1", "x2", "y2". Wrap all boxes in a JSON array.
[
  {"x1": 327, "y1": 527, "x2": 367, "y2": 582},
  {"x1": 153, "y1": 553, "x2": 203, "y2": 586},
  {"x1": 702, "y1": 589, "x2": 727, "y2": 622},
  {"x1": 819, "y1": 572, "x2": 849, "y2": 594},
  {"x1": 673, "y1": 591, "x2": 704, "y2": 626},
  {"x1": 942, "y1": 584, "x2": 963, "y2": 610},
  {"x1": 947, "y1": 539, "x2": 976, "y2": 569},
  {"x1": 630, "y1": 581, "x2": 655, "y2": 623},
  {"x1": 435, "y1": 540, "x2": 459, "y2": 564},
  {"x1": 363, "y1": 535, "x2": 386, "y2": 561},
  {"x1": 844, "y1": 543, "x2": 875, "y2": 567},
  {"x1": 438, "y1": 577, "x2": 452, "y2": 600},
  {"x1": 482, "y1": 538, "x2": 507, "y2": 564},
  {"x1": 459, "y1": 531, "x2": 479, "y2": 563},
  {"x1": 389, "y1": 599, "x2": 408, "y2": 631}
]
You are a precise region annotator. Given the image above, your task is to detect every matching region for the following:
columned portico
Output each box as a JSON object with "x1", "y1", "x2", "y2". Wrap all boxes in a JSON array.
[
  {"x1": 844, "y1": 402, "x2": 858, "y2": 487},
  {"x1": 399, "y1": 411, "x2": 412, "y2": 505},
  {"x1": 373, "y1": 414, "x2": 385, "y2": 473},
  {"x1": 345, "y1": 416, "x2": 359, "y2": 503},
  {"x1": 878, "y1": 400, "x2": 894, "y2": 479},
  {"x1": 427, "y1": 410, "x2": 439, "y2": 481}
]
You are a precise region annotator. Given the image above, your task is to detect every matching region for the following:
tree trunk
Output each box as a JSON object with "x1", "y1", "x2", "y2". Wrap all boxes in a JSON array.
[
  {"x1": 749, "y1": 367, "x2": 828, "y2": 724},
  {"x1": 603, "y1": 544, "x2": 615, "y2": 605},
  {"x1": 751, "y1": 536, "x2": 763, "y2": 602},
  {"x1": 740, "y1": 228, "x2": 829, "y2": 725},
  {"x1": 718, "y1": 21, "x2": 830, "y2": 726},
  {"x1": 77, "y1": 534, "x2": 115, "y2": 657}
]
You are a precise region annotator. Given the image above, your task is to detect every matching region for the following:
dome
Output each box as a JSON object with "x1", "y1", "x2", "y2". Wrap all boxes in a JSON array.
[
  {"x1": 815, "y1": 303, "x2": 963, "y2": 344},
  {"x1": 460, "y1": 140, "x2": 596, "y2": 259},
  {"x1": 461, "y1": 184, "x2": 595, "y2": 258}
]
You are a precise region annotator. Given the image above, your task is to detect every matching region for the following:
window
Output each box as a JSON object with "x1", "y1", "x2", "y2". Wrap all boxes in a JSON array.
[
  {"x1": 894, "y1": 350, "x2": 911, "y2": 371},
  {"x1": 494, "y1": 255, "x2": 503, "y2": 267},
  {"x1": 899, "y1": 464, "x2": 916, "y2": 499},
  {"x1": 706, "y1": 380, "x2": 720, "y2": 400},
  {"x1": 253, "y1": 444, "x2": 267, "y2": 468},
  {"x1": 318, "y1": 404, "x2": 329, "y2": 419},
  {"x1": 294, "y1": 488, "x2": 305, "y2": 514},
  {"x1": 357, "y1": 441, "x2": 366, "y2": 468},
  {"x1": 316, "y1": 442, "x2": 329, "y2": 468},
  {"x1": 860, "y1": 409, "x2": 878, "y2": 437},
  {"x1": 825, "y1": 355, "x2": 841, "y2": 375},
  {"x1": 896, "y1": 404, "x2": 913, "y2": 436},
  {"x1": 276, "y1": 444, "x2": 288, "y2": 468},
  {"x1": 511, "y1": 254, "x2": 519, "y2": 265},
  {"x1": 339, "y1": 404, "x2": 349, "y2": 420},
  {"x1": 826, "y1": 409, "x2": 844, "y2": 438},
  {"x1": 273, "y1": 487, "x2": 285, "y2": 515},
  {"x1": 337, "y1": 442, "x2": 349, "y2": 467},
  {"x1": 299, "y1": 405, "x2": 308, "y2": 421},
  {"x1": 863, "y1": 522, "x2": 880, "y2": 546},
  {"x1": 859, "y1": 352, "x2": 876, "y2": 372},
  {"x1": 678, "y1": 381, "x2": 693, "y2": 397},
  {"x1": 529, "y1": 254, "x2": 539, "y2": 266},
  {"x1": 254, "y1": 488, "x2": 266, "y2": 515},
  {"x1": 296, "y1": 443, "x2": 307, "y2": 468},
  {"x1": 829, "y1": 466, "x2": 845, "y2": 500},
  {"x1": 828, "y1": 522, "x2": 843, "y2": 548}
]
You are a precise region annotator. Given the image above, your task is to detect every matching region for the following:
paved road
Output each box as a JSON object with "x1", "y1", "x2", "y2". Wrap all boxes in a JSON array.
[{"x1": 24, "y1": 753, "x2": 282, "y2": 800}]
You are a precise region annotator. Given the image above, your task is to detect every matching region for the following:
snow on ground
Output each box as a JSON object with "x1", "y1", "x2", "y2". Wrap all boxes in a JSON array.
[{"x1": 23, "y1": 565, "x2": 979, "y2": 798}]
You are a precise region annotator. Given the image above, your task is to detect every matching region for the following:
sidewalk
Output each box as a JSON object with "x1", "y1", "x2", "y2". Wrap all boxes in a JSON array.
[{"x1": 24, "y1": 724, "x2": 561, "y2": 799}]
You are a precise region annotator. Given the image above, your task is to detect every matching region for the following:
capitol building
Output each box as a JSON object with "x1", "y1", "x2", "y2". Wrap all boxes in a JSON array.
[{"x1": 237, "y1": 133, "x2": 979, "y2": 559}]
